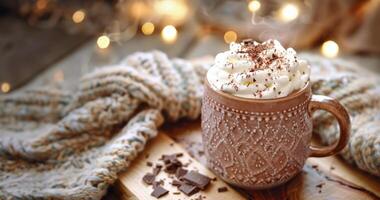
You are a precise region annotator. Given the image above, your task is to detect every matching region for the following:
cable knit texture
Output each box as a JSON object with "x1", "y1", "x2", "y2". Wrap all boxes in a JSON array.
[{"x1": 0, "y1": 51, "x2": 379, "y2": 199}]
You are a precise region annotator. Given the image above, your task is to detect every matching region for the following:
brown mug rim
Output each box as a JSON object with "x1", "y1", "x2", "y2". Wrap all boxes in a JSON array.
[{"x1": 205, "y1": 78, "x2": 310, "y2": 104}]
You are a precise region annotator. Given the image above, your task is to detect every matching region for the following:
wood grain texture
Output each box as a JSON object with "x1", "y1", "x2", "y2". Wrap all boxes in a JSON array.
[{"x1": 117, "y1": 133, "x2": 246, "y2": 200}]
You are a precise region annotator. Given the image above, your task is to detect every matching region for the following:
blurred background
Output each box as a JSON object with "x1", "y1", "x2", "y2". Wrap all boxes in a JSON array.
[{"x1": 1, "y1": 0, "x2": 380, "y2": 93}]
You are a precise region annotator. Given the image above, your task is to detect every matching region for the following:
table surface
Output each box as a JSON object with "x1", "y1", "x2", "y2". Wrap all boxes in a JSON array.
[{"x1": 1, "y1": 16, "x2": 380, "y2": 200}]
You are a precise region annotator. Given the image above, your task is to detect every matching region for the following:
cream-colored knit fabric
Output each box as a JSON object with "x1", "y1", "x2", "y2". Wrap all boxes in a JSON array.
[{"x1": 0, "y1": 51, "x2": 378, "y2": 199}]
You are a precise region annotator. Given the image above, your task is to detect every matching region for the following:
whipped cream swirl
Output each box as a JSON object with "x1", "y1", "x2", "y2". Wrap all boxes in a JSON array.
[{"x1": 207, "y1": 39, "x2": 310, "y2": 99}]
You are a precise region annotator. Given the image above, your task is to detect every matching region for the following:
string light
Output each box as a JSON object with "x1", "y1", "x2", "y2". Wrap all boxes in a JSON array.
[
  {"x1": 72, "y1": 10, "x2": 86, "y2": 24},
  {"x1": 1, "y1": 82, "x2": 10, "y2": 93},
  {"x1": 161, "y1": 25, "x2": 178, "y2": 44},
  {"x1": 97, "y1": 35, "x2": 110, "y2": 49},
  {"x1": 321, "y1": 40, "x2": 339, "y2": 58},
  {"x1": 224, "y1": 31, "x2": 237, "y2": 44},
  {"x1": 248, "y1": 0, "x2": 261, "y2": 13},
  {"x1": 141, "y1": 22, "x2": 155, "y2": 35},
  {"x1": 279, "y1": 3, "x2": 299, "y2": 22}
]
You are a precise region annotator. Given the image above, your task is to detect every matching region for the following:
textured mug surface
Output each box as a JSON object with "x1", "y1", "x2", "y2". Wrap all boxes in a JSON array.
[{"x1": 201, "y1": 80, "x2": 350, "y2": 189}]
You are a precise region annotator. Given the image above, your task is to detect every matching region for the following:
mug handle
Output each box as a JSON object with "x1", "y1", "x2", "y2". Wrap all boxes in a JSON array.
[{"x1": 308, "y1": 95, "x2": 351, "y2": 157}]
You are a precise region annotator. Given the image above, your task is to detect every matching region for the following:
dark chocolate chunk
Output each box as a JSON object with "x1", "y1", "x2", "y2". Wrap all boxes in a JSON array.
[
  {"x1": 217, "y1": 186, "x2": 228, "y2": 193},
  {"x1": 175, "y1": 168, "x2": 188, "y2": 178},
  {"x1": 164, "y1": 163, "x2": 179, "y2": 174},
  {"x1": 146, "y1": 161, "x2": 153, "y2": 167},
  {"x1": 171, "y1": 179, "x2": 183, "y2": 187},
  {"x1": 153, "y1": 167, "x2": 161, "y2": 176},
  {"x1": 142, "y1": 173, "x2": 155, "y2": 185},
  {"x1": 156, "y1": 164, "x2": 163, "y2": 168},
  {"x1": 151, "y1": 186, "x2": 168, "y2": 198},
  {"x1": 178, "y1": 182, "x2": 200, "y2": 196},
  {"x1": 176, "y1": 153, "x2": 183, "y2": 157},
  {"x1": 153, "y1": 180, "x2": 164, "y2": 189},
  {"x1": 195, "y1": 195, "x2": 203, "y2": 200},
  {"x1": 164, "y1": 159, "x2": 182, "y2": 174},
  {"x1": 316, "y1": 182, "x2": 325, "y2": 188},
  {"x1": 162, "y1": 154, "x2": 177, "y2": 164},
  {"x1": 182, "y1": 171, "x2": 211, "y2": 190}
]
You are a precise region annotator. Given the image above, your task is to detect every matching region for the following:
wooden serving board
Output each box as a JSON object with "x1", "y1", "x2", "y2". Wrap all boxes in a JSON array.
[
  {"x1": 117, "y1": 120, "x2": 380, "y2": 200},
  {"x1": 117, "y1": 133, "x2": 245, "y2": 200}
]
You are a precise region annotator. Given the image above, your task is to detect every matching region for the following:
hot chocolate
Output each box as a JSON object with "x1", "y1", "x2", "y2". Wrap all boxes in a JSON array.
[
  {"x1": 207, "y1": 39, "x2": 310, "y2": 99},
  {"x1": 202, "y1": 39, "x2": 351, "y2": 189}
]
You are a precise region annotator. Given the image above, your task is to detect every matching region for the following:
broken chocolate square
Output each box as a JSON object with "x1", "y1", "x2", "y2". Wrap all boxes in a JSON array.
[
  {"x1": 153, "y1": 167, "x2": 161, "y2": 176},
  {"x1": 162, "y1": 154, "x2": 177, "y2": 164},
  {"x1": 175, "y1": 168, "x2": 188, "y2": 178},
  {"x1": 152, "y1": 180, "x2": 164, "y2": 189},
  {"x1": 171, "y1": 179, "x2": 183, "y2": 187},
  {"x1": 142, "y1": 173, "x2": 155, "y2": 185},
  {"x1": 182, "y1": 171, "x2": 211, "y2": 190},
  {"x1": 151, "y1": 186, "x2": 168, "y2": 198},
  {"x1": 178, "y1": 182, "x2": 200, "y2": 196},
  {"x1": 217, "y1": 186, "x2": 228, "y2": 193},
  {"x1": 164, "y1": 163, "x2": 179, "y2": 174}
]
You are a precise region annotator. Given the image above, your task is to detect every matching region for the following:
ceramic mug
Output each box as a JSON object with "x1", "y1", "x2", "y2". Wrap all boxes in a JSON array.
[{"x1": 201, "y1": 80, "x2": 350, "y2": 189}]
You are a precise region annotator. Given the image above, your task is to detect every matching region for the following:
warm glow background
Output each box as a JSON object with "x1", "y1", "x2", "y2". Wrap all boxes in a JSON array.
[{"x1": 0, "y1": 0, "x2": 379, "y2": 93}]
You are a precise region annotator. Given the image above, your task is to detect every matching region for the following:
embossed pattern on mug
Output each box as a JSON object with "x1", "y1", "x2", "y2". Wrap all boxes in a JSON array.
[{"x1": 202, "y1": 95, "x2": 312, "y2": 188}]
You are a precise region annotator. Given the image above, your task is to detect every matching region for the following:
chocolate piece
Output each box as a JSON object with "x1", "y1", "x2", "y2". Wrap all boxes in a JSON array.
[
  {"x1": 153, "y1": 180, "x2": 164, "y2": 189},
  {"x1": 162, "y1": 154, "x2": 177, "y2": 164},
  {"x1": 173, "y1": 192, "x2": 180, "y2": 195},
  {"x1": 178, "y1": 182, "x2": 200, "y2": 196},
  {"x1": 146, "y1": 161, "x2": 153, "y2": 167},
  {"x1": 151, "y1": 186, "x2": 168, "y2": 198},
  {"x1": 175, "y1": 168, "x2": 188, "y2": 178},
  {"x1": 164, "y1": 163, "x2": 179, "y2": 174},
  {"x1": 195, "y1": 195, "x2": 203, "y2": 200},
  {"x1": 217, "y1": 186, "x2": 228, "y2": 193},
  {"x1": 153, "y1": 167, "x2": 161, "y2": 176},
  {"x1": 142, "y1": 173, "x2": 155, "y2": 185},
  {"x1": 182, "y1": 171, "x2": 211, "y2": 190},
  {"x1": 171, "y1": 179, "x2": 183, "y2": 187},
  {"x1": 164, "y1": 159, "x2": 182, "y2": 174},
  {"x1": 176, "y1": 153, "x2": 183, "y2": 157},
  {"x1": 316, "y1": 182, "x2": 325, "y2": 188},
  {"x1": 156, "y1": 164, "x2": 163, "y2": 168}
]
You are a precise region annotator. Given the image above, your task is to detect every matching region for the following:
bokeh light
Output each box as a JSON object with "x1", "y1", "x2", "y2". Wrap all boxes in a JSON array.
[
  {"x1": 72, "y1": 10, "x2": 86, "y2": 24},
  {"x1": 279, "y1": 3, "x2": 299, "y2": 22},
  {"x1": 154, "y1": 0, "x2": 189, "y2": 24},
  {"x1": 1, "y1": 82, "x2": 11, "y2": 93},
  {"x1": 141, "y1": 22, "x2": 155, "y2": 35},
  {"x1": 161, "y1": 25, "x2": 178, "y2": 44},
  {"x1": 321, "y1": 40, "x2": 339, "y2": 58},
  {"x1": 248, "y1": 0, "x2": 261, "y2": 13},
  {"x1": 224, "y1": 31, "x2": 237, "y2": 44},
  {"x1": 97, "y1": 35, "x2": 110, "y2": 49}
]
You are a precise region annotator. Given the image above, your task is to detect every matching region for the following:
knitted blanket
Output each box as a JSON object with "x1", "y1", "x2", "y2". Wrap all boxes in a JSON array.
[{"x1": 0, "y1": 51, "x2": 379, "y2": 199}]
